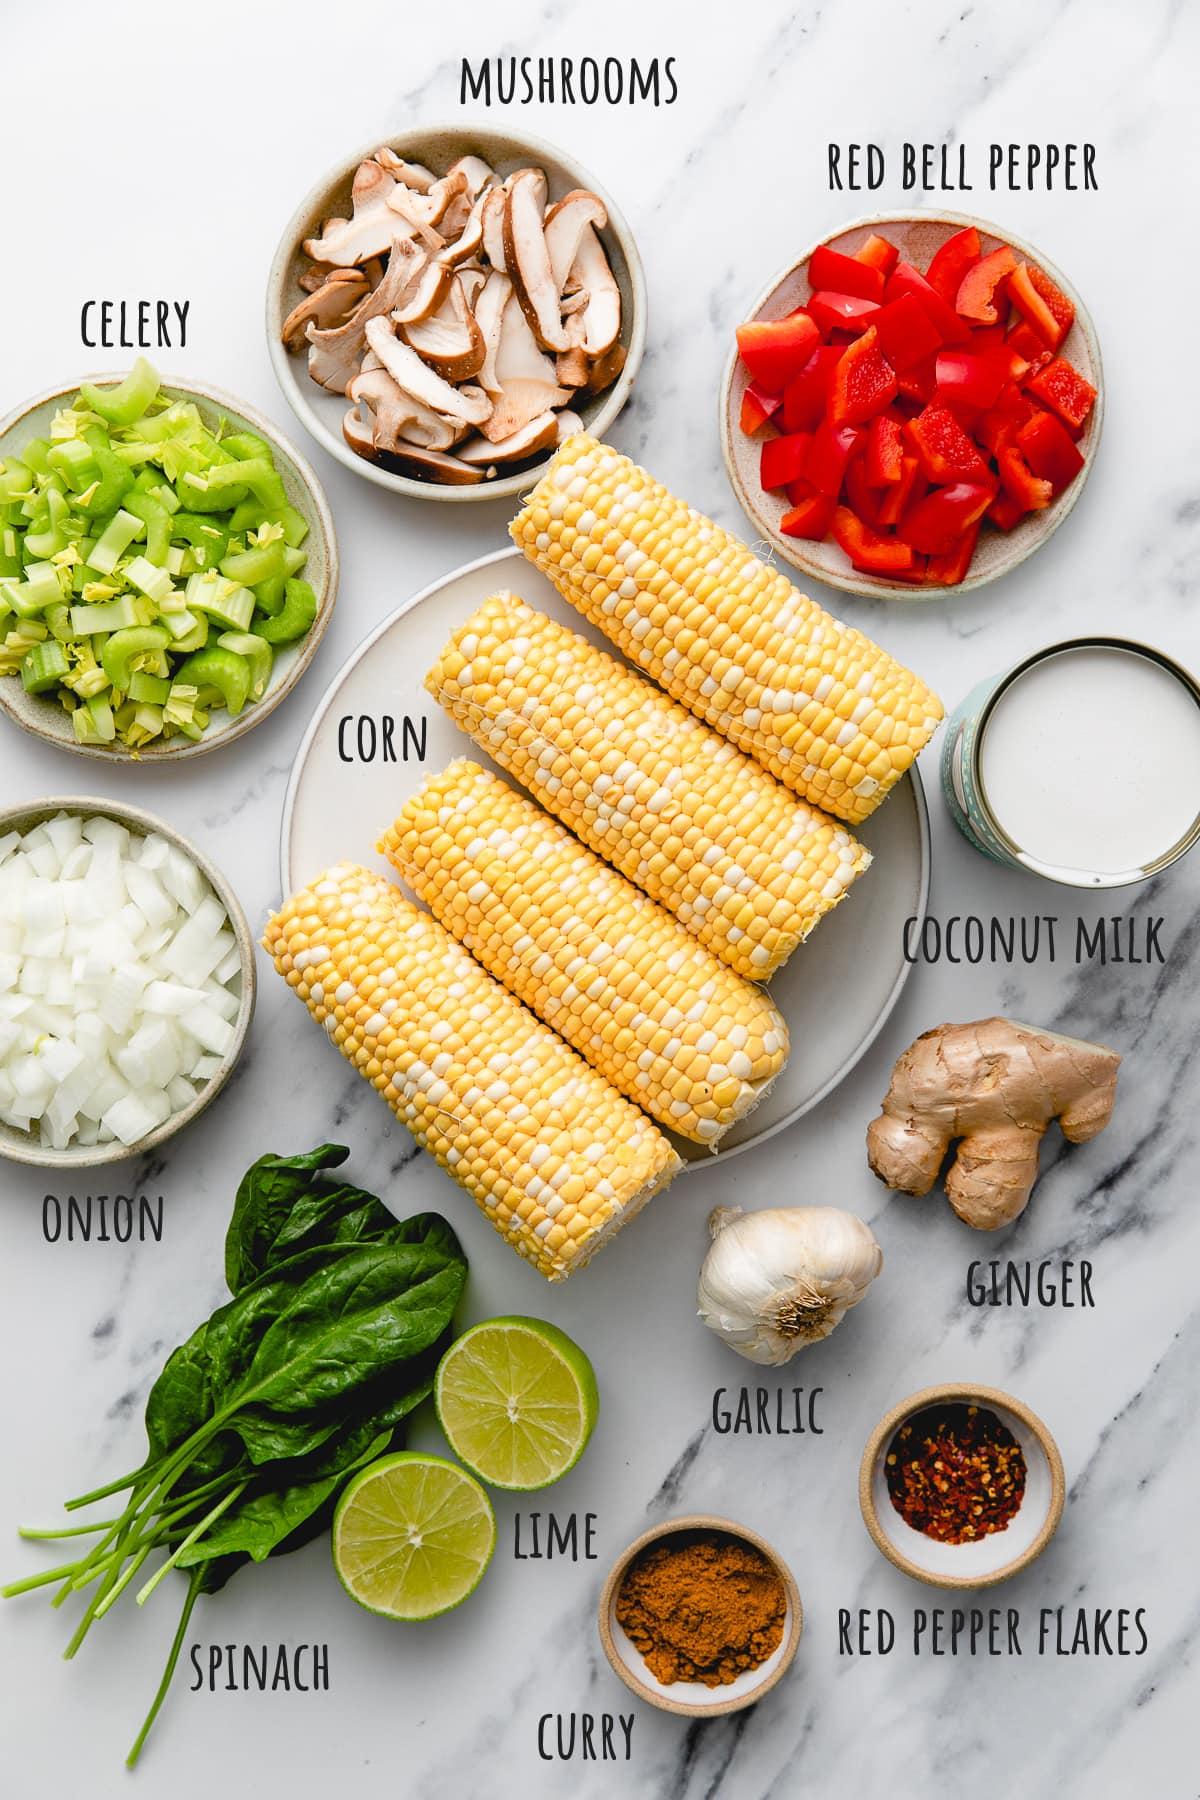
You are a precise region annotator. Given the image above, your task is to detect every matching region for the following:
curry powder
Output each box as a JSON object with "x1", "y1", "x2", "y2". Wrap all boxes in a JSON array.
[{"x1": 615, "y1": 1531, "x2": 786, "y2": 1687}]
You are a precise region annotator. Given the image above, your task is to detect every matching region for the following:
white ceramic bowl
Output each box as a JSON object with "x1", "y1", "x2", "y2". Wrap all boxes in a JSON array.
[
  {"x1": 859, "y1": 1383, "x2": 1065, "y2": 1588},
  {"x1": 720, "y1": 210, "x2": 1103, "y2": 599},
  {"x1": 0, "y1": 797, "x2": 256, "y2": 1169},
  {"x1": 0, "y1": 375, "x2": 338, "y2": 761},
  {"x1": 266, "y1": 123, "x2": 646, "y2": 502},
  {"x1": 598, "y1": 1515, "x2": 802, "y2": 1716}
]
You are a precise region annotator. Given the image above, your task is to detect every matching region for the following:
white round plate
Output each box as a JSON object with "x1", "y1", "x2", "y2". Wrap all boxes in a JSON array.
[{"x1": 281, "y1": 547, "x2": 930, "y2": 1164}]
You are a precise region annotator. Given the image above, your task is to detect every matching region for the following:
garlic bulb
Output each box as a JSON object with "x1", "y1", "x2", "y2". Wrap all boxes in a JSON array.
[{"x1": 697, "y1": 1205, "x2": 883, "y2": 1365}]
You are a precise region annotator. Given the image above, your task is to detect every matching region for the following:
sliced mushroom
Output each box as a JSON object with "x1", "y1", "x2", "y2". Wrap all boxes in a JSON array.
[
  {"x1": 343, "y1": 409, "x2": 378, "y2": 459},
  {"x1": 281, "y1": 269, "x2": 369, "y2": 350},
  {"x1": 364, "y1": 316, "x2": 493, "y2": 425},
  {"x1": 386, "y1": 168, "x2": 469, "y2": 234},
  {"x1": 474, "y1": 271, "x2": 512, "y2": 397},
  {"x1": 385, "y1": 443, "x2": 484, "y2": 484},
  {"x1": 439, "y1": 190, "x2": 489, "y2": 267},
  {"x1": 494, "y1": 290, "x2": 558, "y2": 386},
  {"x1": 482, "y1": 377, "x2": 570, "y2": 443},
  {"x1": 391, "y1": 257, "x2": 453, "y2": 327},
  {"x1": 458, "y1": 411, "x2": 560, "y2": 464},
  {"x1": 305, "y1": 237, "x2": 428, "y2": 393},
  {"x1": 303, "y1": 160, "x2": 409, "y2": 265},
  {"x1": 400, "y1": 276, "x2": 486, "y2": 382},
  {"x1": 504, "y1": 169, "x2": 570, "y2": 353},
  {"x1": 554, "y1": 309, "x2": 590, "y2": 388},
  {"x1": 459, "y1": 268, "x2": 487, "y2": 308},
  {"x1": 570, "y1": 225, "x2": 621, "y2": 356},
  {"x1": 347, "y1": 367, "x2": 462, "y2": 452},
  {"x1": 446, "y1": 155, "x2": 496, "y2": 200},
  {"x1": 543, "y1": 189, "x2": 608, "y2": 291},
  {"x1": 373, "y1": 149, "x2": 436, "y2": 191},
  {"x1": 555, "y1": 409, "x2": 584, "y2": 442},
  {"x1": 583, "y1": 337, "x2": 628, "y2": 394},
  {"x1": 480, "y1": 187, "x2": 508, "y2": 271},
  {"x1": 297, "y1": 264, "x2": 326, "y2": 294}
]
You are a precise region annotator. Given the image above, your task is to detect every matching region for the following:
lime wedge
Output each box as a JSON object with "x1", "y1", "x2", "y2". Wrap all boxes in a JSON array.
[
  {"x1": 332, "y1": 1452, "x2": 495, "y2": 1620},
  {"x1": 434, "y1": 1315, "x2": 599, "y2": 1491}
]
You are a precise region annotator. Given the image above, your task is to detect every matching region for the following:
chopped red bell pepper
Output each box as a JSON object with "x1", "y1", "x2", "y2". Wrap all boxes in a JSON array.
[
  {"x1": 934, "y1": 350, "x2": 1007, "y2": 415},
  {"x1": 1006, "y1": 320, "x2": 1047, "y2": 362},
  {"x1": 760, "y1": 432, "x2": 813, "y2": 491},
  {"x1": 807, "y1": 291, "x2": 881, "y2": 336},
  {"x1": 885, "y1": 262, "x2": 970, "y2": 344},
  {"x1": 924, "y1": 226, "x2": 982, "y2": 305},
  {"x1": 900, "y1": 481, "x2": 995, "y2": 555},
  {"x1": 780, "y1": 346, "x2": 841, "y2": 431},
  {"x1": 740, "y1": 382, "x2": 782, "y2": 434},
  {"x1": 809, "y1": 244, "x2": 886, "y2": 303},
  {"x1": 876, "y1": 453, "x2": 926, "y2": 526},
  {"x1": 872, "y1": 294, "x2": 943, "y2": 371},
  {"x1": 969, "y1": 323, "x2": 1007, "y2": 350},
  {"x1": 855, "y1": 234, "x2": 900, "y2": 277},
  {"x1": 925, "y1": 520, "x2": 982, "y2": 586},
  {"x1": 975, "y1": 383, "x2": 1036, "y2": 455},
  {"x1": 1007, "y1": 262, "x2": 1074, "y2": 350},
  {"x1": 845, "y1": 456, "x2": 885, "y2": 528},
  {"x1": 805, "y1": 419, "x2": 865, "y2": 496},
  {"x1": 779, "y1": 489, "x2": 836, "y2": 539},
  {"x1": 905, "y1": 404, "x2": 989, "y2": 483},
  {"x1": 831, "y1": 505, "x2": 915, "y2": 574},
  {"x1": 986, "y1": 491, "x2": 1028, "y2": 531},
  {"x1": 895, "y1": 353, "x2": 938, "y2": 405},
  {"x1": 997, "y1": 441, "x2": 1054, "y2": 512},
  {"x1": 1024, "y1": 356, "x2": 1097, "y2": 431},
  {"x1": 956, "y1": 246, "x2": 1018, "y2": 324},
  {"x1": 865, "y1": 413, "x2": 905, "y2": 485},
  {"x1": 1016, "y1": 411, "x2": 1085, "y2": 492},
  {"x1": 828, "y1": 325, "x2": 898, "y2": 426},
  {"x1": 736, "y1": 311, "x2": 822, "y2": 393}
]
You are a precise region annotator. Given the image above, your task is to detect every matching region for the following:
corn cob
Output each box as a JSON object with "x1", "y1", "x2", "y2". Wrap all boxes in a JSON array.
[
  {"x1": 426, "y1": 593, "x2": 870, "y2": 979},
  {"x1": 380, "y1": 760, "x2": 790, "y2": 1146},
  {"x1": 263, "y1": 863, "x2": 681, "y2": 1280},
  {"x1": 510, "y1": 435, "x2": 944, "y2": 824}
]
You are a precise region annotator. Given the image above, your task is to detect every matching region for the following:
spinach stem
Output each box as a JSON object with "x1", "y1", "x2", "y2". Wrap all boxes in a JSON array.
[
  {"x1": 92, "y1": 1543, "x2": 155, "y2": 1619},
  {"x1": 1, "y1": 1558, "x2": 89, "y2": 1598},
  {"x1": 64, "y1": 1465, "x2": 150, "y2": 1511},
  {"x1": 18, "y1": 1517, "x2": 121, "y2": 1541},
  {"x1": 125, "y1": 1569, "x2": 202, "y2": 1769},
  {"x1": 135, "y1": 1481, "x2": 248, "y2": 1605}
]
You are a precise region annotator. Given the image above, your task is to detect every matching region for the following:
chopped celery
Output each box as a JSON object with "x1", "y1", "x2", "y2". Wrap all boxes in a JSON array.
[
  {"x1": 216, "y1": 631, "x2": 273, "y2": 700},
  {"x1": 20, "y1": 640, "x2": 70, "y2": 693},
  {"x1": 0, "y1": 363, "x2": 316, "y2": 746},
  {"x1": 89, "y1": 509, "x2": 143, "y2": 575}
]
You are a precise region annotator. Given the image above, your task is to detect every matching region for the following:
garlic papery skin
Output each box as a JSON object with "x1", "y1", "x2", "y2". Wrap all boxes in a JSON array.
[{"x1": 697, "y1": 1205, "x2": 883, "y2": 1365}]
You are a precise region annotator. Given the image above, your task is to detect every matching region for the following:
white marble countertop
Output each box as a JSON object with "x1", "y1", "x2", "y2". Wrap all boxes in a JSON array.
[{"x1": 2, "y1": 2, "x2": 1198, "y2": 1795}]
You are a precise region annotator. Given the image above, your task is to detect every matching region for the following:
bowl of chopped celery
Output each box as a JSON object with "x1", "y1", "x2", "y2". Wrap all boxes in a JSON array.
[
  {"x1": 0, "y1": 362, "x2": 338, "y2": 759},
  {"x1": 0, "y1": 797, "x2": 255, "y2": 1168}
]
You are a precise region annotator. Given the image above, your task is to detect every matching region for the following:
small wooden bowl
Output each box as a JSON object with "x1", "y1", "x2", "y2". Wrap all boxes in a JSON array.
[
  {"x1": 719, "y1": 210, "x2": 1103, "y2": 600},
  {"x1": 859, "y1": 1382, "x2": 1065, "y2": 1589},
  {"x1": 0, "y1": 796, "x2": 255, "y2": 1169},
  {"x1": 0, "y1": 375, "x2": 338, "y2": 761},
  {"x1": 266, "y1": 123, "x2": 646, "y2": 503},
  {"x1": 598, "y1": 1514, "x2": 802, "y2": 1716}
]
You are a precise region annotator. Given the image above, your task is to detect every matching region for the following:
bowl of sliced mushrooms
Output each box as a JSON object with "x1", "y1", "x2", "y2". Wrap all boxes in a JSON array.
[{"x1": 267, "y1": 124, "x2": 645, "y2": 499}]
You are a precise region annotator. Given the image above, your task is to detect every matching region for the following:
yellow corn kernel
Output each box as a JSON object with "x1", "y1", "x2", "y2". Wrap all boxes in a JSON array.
[
  {"x1": 262, "y1": 863, "x2": 681, "y2": 1280},
  {"x1": 511, "y1": 435, "x2": 944, "y2": 824}
]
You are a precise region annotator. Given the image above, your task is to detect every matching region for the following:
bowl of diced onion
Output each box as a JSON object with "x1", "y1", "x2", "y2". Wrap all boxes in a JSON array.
[{"x1": 0, "y1": 797, "x2": 255, "y2": 1167}]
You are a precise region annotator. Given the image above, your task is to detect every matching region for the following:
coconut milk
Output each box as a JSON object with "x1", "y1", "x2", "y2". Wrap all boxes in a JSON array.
[{"x1": 942, "y1": 639, "x2": 1200, "y2": 887}]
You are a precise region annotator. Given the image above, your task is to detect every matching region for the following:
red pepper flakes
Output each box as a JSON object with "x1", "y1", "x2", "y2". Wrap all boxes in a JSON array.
[{"x1": 885, "y1": 1403, "x2": 1026, "y2": 1544}]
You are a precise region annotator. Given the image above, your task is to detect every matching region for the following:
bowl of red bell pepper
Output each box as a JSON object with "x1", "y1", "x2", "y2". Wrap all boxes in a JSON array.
[{"x1": 720, "y1": 212, "x2": 1102, "y2": 597}]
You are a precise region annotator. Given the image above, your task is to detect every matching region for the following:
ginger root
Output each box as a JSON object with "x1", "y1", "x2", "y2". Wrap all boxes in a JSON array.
[{"x1": 867, "y1": 1017, "x2": 1120, "y2": 1230}]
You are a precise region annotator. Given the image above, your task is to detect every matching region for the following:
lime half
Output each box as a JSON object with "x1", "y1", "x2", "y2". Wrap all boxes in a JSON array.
[
  {"x1": 435, "y1": 1316, "x2": 599, "y2": 1491},
  {"x1": 332, "y1": 1452, "x2": 496, "y2": 1620}
]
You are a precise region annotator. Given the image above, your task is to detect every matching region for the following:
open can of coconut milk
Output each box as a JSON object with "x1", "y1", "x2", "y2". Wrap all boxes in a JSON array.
[{"x1": 942, "y1": 637, "x2": 1200, "y2": 888}]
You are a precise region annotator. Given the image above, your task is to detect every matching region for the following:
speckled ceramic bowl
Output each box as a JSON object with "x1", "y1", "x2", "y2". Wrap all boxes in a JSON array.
[
  {"x1": 859, "y1": 1383, "x2": 1065, "y2": 1589},
  {"x1": 0, "y1": 796, "x2": 255, "y2": 1169},
  {"x1": 267, "y1": 123, "x2": 645, "y2": 502},
  {"x1": 0, "y1": 376, "x2": 338, "y2": 761},
  {"x1": 720, "y1": 211, "x2": 1102, "y2": 599},
  {"x1": 598, "y1": 1514, "x2": 802, "y2": 1716}
]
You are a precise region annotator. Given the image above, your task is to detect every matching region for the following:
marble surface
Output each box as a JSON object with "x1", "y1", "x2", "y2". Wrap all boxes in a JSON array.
[{"x1": 2, "y1": 2, "x2": 1198, "y2": 1795}]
